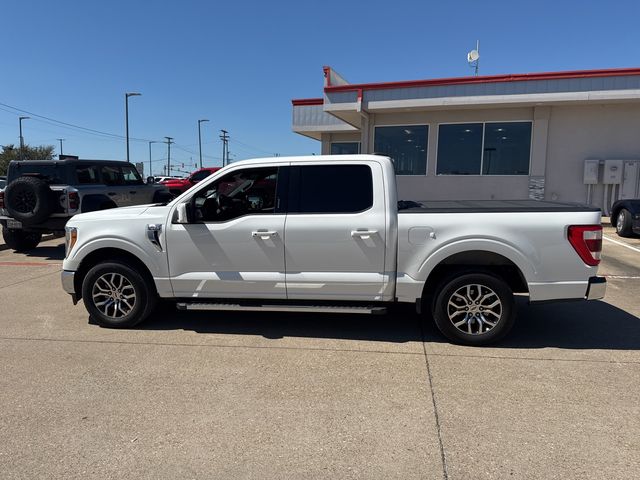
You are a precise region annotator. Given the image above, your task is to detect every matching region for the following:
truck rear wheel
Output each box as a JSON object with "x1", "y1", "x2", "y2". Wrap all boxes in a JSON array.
[
  {"x1": 432, "y1": 272, "x2": 515, "y2": 346},
  {"x1": 82, "y1": 261, "x2": 157, "y2": 328},
  {"x1": 2, "y1": 227, "x2": 42, "y2": 251}
]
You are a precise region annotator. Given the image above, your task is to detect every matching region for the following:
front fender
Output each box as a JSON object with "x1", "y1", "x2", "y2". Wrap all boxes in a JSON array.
[{"x1": 65, "y1": 235, "x2": 167, "y2": 278}]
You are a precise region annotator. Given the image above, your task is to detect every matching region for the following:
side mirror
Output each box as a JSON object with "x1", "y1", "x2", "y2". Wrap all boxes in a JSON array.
[
  {"x1": 176, "y1": 203, "x2": 193, "y2": 224},
  {"x1": 146, "y1": 176, "x2": 155, "y2": 184}
]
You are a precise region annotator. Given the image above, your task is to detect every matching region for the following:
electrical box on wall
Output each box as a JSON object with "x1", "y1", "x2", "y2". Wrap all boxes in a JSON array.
[
  {"x1": 603, "y1": 160, "x2": 623, "y2": 184},
  {"x1": 583, "y1": 160, "x2": 600, "y2": 184}
]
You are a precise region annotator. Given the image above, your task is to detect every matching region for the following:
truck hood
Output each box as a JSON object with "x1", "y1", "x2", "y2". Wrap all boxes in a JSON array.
[{"x1": 70, "y1": 204, "x2": 165, "y2": 223}]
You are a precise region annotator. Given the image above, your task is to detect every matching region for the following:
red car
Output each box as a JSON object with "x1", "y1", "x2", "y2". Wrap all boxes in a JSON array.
[{"x1": 161, "y1": 167, "x2": 221, "y2": 196}]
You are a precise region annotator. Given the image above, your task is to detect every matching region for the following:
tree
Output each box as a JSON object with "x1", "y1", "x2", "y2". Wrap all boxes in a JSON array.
[{"x1": 0, "y1": 144, "x2": 55, "y2": 175}]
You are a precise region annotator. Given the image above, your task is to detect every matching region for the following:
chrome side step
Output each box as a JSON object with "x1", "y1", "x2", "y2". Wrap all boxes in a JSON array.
[{"x1": 176, "y1": 302, "x2": 387, "y2": 315}]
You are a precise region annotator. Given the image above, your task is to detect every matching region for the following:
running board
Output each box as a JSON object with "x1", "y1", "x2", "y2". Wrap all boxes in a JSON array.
[{"x1": 176, "y1": 302, "x2": 387, "y2": 315}]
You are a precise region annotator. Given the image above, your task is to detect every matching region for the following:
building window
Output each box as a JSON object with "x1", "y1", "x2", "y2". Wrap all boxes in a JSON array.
[
  {"x1": 437, "y1": 123, "x2": 483, "y2": 175},
  {"x1": 437, "y1": 121, "x2": 532, "y2": 176},
  {"x1": 483, "y1": 122, "x2": 532, "y2": 175},
  {"x1": 374, "y1": 125, "x2": 428, "y2": 175},
  {"x1": 330, "y1": 142, "x2": 360, "y2": 155}
]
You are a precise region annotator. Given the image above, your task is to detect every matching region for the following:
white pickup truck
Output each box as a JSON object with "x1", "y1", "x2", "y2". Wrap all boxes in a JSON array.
[{"x1": 61, "y1": 155, "x2": 606, "y2": 345}]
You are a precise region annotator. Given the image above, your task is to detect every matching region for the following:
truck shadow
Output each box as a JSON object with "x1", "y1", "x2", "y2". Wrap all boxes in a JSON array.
[
  {"x1": 140, "y1": 299, "x2": 640, "y2": 351},
  {"x1": 496, "y1": 299, "x2": 640, "y2": 350},
  {"x1": 23, "y1": 244, "x2": 66, "y2": 261}
]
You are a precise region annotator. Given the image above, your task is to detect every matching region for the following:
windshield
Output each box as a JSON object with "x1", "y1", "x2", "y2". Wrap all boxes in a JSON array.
[{"x1": 190, "y1": 170, "x2": 212, "y2": 182}]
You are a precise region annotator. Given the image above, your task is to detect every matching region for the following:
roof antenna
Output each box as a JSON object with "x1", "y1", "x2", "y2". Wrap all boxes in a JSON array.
[{"x1": 467, "y1": 40, "x2": 480, "y2": 76}]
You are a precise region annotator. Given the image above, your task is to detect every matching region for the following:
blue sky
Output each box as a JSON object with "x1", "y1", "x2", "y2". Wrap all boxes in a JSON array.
[{"x1": 1, "y1": 0, "x2": 639, "y2": 175}]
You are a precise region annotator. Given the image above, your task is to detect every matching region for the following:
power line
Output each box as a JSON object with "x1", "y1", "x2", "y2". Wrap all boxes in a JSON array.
[{"x1": 0, "y1": 101, "x2": 156, "y2": 143}]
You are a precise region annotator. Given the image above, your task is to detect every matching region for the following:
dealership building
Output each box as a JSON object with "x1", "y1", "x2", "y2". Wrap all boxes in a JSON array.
[{"x1": 291, "y1": 66, "x2": 640, "y2": 214}]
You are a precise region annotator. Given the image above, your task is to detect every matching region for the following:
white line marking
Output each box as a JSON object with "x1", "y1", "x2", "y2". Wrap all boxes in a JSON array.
[
  {"x1": 603, "y1": 235, "x2": 640, "y2": 254},
  {"x1": 605, "y1": 275, "x2": 640, "y2": 279}
]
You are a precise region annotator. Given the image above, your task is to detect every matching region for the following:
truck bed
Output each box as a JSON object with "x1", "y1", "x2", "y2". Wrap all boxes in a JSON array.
[{"x1": 398, "y1": 199, "x2": 600, "y2": 213}]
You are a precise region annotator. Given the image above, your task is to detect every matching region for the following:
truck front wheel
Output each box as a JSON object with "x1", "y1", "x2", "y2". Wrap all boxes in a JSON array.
[
  {"x1": 82, "y1": 261, "x2": 157, "y2": 328},
  {"x1": 432, "y1": 272, "x2": 515, "y2": 346}
]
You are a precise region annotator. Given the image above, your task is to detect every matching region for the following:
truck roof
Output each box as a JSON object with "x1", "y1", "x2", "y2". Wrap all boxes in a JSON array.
[{"x1": 225, "y1": 154, "x2": 391, "y2": 168}]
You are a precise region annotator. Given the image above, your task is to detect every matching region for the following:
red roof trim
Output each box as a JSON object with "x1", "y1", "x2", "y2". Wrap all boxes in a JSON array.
[
  {"x1": 324, "y1": 67, "x2": 640, "y2": 93},
  {"x1": 292, "y1": 98, "x2": 324, "y2": 106}
]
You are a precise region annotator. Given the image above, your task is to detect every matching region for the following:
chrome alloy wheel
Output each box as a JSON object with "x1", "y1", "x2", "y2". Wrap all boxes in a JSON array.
[
  {"x1": 616, "y1": 211, "x2": 625, "y2": 232},
  {"x1": 91, "y1": 273, "x2": 137, "y2": 319},
  {"x1": 446, "y1": 284, "x2": 502, "y2": 335}
]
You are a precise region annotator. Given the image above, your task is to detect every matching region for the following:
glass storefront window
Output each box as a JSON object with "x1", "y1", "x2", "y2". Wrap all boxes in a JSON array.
[
  {"x1": 374, "y1": 125, "x2": 428, "y2": 175},
  {"x1": 437, "y1": 121, "x2": 532, "y2": 176},
  {"x1": 483, "y1": 122, "x2": 532, "y2": 175},
  {"x1": 436, "y1": 123, "x2": 483, "y2": 175}
]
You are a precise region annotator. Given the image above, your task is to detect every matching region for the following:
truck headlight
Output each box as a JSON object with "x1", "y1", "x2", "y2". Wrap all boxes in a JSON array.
[{"x1": 65, "y1": 227, "x2": 78, "y2": 258}]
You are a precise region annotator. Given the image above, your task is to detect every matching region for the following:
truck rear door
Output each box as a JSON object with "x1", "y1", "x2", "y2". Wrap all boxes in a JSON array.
[{"x1": 284, "y1": 162, "x2": 389, "y2": 301}]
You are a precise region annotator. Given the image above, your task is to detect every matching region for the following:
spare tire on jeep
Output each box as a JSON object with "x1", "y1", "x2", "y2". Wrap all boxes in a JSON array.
[{"x1": 4, "y1": 176, "x2": 55, "y2": 225}]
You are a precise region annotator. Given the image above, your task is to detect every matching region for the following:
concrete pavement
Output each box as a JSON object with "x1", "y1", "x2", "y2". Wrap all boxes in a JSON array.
[{"x1": 0, "y1": 233, "x2": 638, "y2": 479}]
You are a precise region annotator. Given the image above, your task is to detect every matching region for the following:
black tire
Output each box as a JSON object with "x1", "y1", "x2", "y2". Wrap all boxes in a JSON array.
[
  {"x1": 81, "y1": 261, "x2": 157, "y2": 328},
  {"x1": 4, "y1": 176, "x2": 55, "y2": 225},
  {"x1": 432, "y1": 272, "x2": 515, "y2": 346},
  {"x1": 615, "y1": 208, "x2": 633, "y2": 237},
  {"x1": 2, "y1": 227, "x2": 42, "y2": 251}
]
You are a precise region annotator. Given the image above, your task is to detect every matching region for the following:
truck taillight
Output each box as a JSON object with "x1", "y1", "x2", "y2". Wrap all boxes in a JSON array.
[
  {"x1": 68, "y1": 191, "x2": 79, "y2": 210},
  {"x1": 0, "y1": 190, "x2": 4, "y2": 209},
  {"x1": 568, "y1": 225, "x2": 602, "y2": 266}
]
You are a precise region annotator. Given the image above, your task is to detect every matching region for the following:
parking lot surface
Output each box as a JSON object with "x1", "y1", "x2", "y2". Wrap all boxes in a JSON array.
[{"x1": 0, "y1": 222, "x2": 638, "y2": 479}]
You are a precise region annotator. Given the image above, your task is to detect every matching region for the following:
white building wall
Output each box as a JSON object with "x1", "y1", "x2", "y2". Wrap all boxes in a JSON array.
[
  {"x1": 319, "y1": 103, "x2": 640, "y2": 207},
  {"x1": 545, "y1": 103, "x2": 640, "y2": 208}
]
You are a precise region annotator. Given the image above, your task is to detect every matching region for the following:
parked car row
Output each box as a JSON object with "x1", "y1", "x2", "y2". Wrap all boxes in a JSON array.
[
  {"x1": 159, "y1": 167, "x2": 221, "y2": 196},
  {"x1": 0, "y1": 159, "x2": 173, "y2": 251}
]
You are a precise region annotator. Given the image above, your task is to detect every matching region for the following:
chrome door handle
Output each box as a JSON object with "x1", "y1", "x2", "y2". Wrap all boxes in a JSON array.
[
  {"x1": 351, "y1": 230, "x2": 378, "y2": 238},
  {"x1": 252, "y1": 230, "x2": 278, "y2": 239}
]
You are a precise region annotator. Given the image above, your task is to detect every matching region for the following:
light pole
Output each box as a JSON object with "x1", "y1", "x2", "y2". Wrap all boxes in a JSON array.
[
  {"x1": 18, "y1": 116, "x2": 30, "y2": 160},
  {"x1": 125, "y1": 92, "x2": 141, "y2": 163},
  {"x1": 197, "y1": 119, "x2": 209, "y2": 169},
  {"x1": 164, "y1": 137, "x2": 174, "y2": 176},
  {"x1": 148, "y1": 141, "x2": 158, "y2": 178},
  {"x1": 57, "y1": 138, "x2": 65, "y2": 157}
]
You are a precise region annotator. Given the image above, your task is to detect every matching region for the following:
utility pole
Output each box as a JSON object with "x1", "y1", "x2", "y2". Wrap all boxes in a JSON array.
[
  {"x1": 197, "y1": 119, "x2": 209, "y2": 169},
  {"x1": 164, "y1": 137, "x2": 174, "y2": 176},
  {"x1": 57, "y1": 138, "x2": 65, "y2": 157},
  {"x1": 219, "y1": 129, "x2": 229, "y2": 166},
  {"x1": 148, "y1": 141, "x2": 157, "y2": 178},
  {"x1": 18, "y1": 116, "x2": 30, "y2": 160}
]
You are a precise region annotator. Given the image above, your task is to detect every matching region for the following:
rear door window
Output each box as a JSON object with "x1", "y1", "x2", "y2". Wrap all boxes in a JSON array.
[
  {"x1": 75, "y1": 165, "x2": 100, "y2": 184},
  {"x1": 289, "y1": 165, "x2": 373, "y2": 213},
  {"x1": 101, "y1": 166, "x2": 124, "y2": 185}
]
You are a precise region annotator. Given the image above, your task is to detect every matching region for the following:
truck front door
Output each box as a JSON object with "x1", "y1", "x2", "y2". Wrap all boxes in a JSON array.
[{"x1": 165, "y1": 165, "x2": 287, "y2": 299}]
